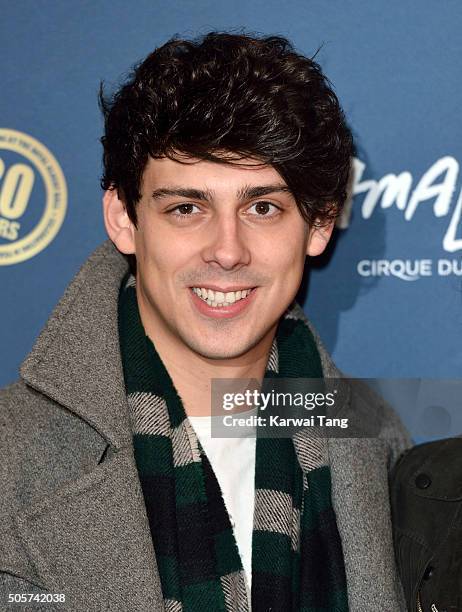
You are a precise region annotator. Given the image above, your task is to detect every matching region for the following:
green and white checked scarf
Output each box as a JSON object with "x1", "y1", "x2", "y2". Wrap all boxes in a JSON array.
[{"x1": 118, "y1": 273, "x2": 349, "y2": 611}]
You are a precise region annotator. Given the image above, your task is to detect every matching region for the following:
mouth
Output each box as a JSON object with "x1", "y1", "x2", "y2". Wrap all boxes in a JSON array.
[
  {"x1": 189, "y1": 286, "x2": 257, "y2": 318},
  {"x1": 191, "y1": 286, "x2": 255, "y2": 307}
]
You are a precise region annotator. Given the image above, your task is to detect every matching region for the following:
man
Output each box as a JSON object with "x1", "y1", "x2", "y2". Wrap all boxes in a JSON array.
[{"x1": 0, "y1": 32, "x2": 409, "y2": 611}]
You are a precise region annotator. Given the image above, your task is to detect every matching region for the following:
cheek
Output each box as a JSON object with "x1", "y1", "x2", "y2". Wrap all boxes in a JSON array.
[
  {"x1": 260, "y1": 228, "x2": 307, "y2": 270},
  {"x1": 134, "y1": 226, "x2": 194, "y2": 278},
  {"x1": 261, "y1": 232, "x2": 307, "y2": 296}
]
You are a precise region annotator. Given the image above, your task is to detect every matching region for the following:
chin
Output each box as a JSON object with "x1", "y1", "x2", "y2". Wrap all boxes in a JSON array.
[
  {"x1": 189, "y1": 344, "x2": 251, "y2": 361},
  {"x1": 183, "y1": 334, "x2": 259, "y2": 361}
]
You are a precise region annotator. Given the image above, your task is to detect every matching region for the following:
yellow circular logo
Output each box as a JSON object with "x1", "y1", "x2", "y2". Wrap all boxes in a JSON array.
[{"x1": 0, "y1": 128, "x2": 67, "y2": 265}]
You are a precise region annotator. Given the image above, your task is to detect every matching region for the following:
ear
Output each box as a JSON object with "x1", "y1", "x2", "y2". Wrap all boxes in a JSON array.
[
  {"x1": 102, "y1": 189, "x2": 136, "y2": 254},
  {"x1": 306, "y1": 220, "x2": 335, "y2": 256}
]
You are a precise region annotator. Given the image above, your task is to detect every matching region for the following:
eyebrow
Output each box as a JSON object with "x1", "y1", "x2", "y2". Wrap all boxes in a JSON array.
[{"x1": 150, "y1": 183, "x2": 292, "y2": 202}]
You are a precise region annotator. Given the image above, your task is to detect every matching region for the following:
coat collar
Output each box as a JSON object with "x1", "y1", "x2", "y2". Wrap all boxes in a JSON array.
[{"x1": 20, "y1": 240, "x2": 132, "y2": 450}]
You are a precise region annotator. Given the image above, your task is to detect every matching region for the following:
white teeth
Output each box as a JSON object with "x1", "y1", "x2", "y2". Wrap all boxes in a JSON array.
[{"x1": 192, "y1": 287, "x2": 253, "y2": 307}]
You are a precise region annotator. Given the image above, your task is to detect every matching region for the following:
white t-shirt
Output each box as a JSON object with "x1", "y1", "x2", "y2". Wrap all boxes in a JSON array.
[{"x1": 188, "y1": 413, "x2": 256, "y2": 603}]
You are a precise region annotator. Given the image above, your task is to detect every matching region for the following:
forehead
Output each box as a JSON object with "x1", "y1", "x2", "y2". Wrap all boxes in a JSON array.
[{"x1": 141, "y1": 155, "x2": 287, "y2": 192}]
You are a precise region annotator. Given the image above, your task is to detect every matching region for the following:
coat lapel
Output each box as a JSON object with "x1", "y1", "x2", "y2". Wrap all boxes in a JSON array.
[
  {"x1": 20, "y1": 241, "x2": 133, "y2": 450},
  {"x1": 328, "y1": 437, "x2": 405, "y2": 610},
  {"x1": 13, "y1": 447, "x2": 164, "y2": 609}
]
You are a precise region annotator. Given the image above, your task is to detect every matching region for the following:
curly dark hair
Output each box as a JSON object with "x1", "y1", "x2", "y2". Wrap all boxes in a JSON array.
[{"x1": 100, "y1": 31, "x2": 353, "y2": 229}]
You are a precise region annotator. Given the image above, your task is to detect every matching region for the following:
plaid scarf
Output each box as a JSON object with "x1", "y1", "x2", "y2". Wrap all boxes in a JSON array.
[{"x1": 118, "y1": 274, "x2": 349, "y2": 611}]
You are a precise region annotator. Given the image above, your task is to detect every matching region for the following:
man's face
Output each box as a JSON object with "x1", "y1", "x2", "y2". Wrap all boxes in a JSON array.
[{"x1": 112, "y1": 155, "x2": 322, "y2": 361}]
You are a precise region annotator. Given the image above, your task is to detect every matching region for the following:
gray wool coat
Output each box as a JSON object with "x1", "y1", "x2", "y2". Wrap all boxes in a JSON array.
[{"x1": 0, "y1": 240, "x2": 410, "y2": 611}]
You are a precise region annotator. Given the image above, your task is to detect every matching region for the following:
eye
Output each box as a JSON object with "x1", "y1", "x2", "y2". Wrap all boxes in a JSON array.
[
  {"x1": 168, "y1": 203, "x2": 201, "y2": 216},
  {"x1": 246, "y1": 201, "x2": 281, "y2": 217}
]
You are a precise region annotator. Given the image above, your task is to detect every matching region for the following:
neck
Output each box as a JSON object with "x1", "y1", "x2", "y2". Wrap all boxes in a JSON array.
[{"x1": 161, "y1": 344, "x2": 273, "y2": 417}]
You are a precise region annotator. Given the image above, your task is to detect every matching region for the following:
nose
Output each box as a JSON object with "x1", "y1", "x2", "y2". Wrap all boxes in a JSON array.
[{"x1": 201, "y1": 212, "x2": 251, "y2": 270}]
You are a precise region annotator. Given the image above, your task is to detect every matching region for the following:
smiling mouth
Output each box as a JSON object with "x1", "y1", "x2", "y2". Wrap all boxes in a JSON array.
[{"x1": 190, "y1": 287, "x2": 256, "y2": 308}]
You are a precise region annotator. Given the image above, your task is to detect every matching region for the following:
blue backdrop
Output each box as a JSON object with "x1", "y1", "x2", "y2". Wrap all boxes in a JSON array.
[{"x1": 1, "y1": 1, "x2": 461, "y2": 438}]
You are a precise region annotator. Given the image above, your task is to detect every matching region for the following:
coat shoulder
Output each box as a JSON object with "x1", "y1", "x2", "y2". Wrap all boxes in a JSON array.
[{"x1": 351, "y1": 378, "x2": 412, "y2": 466}]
